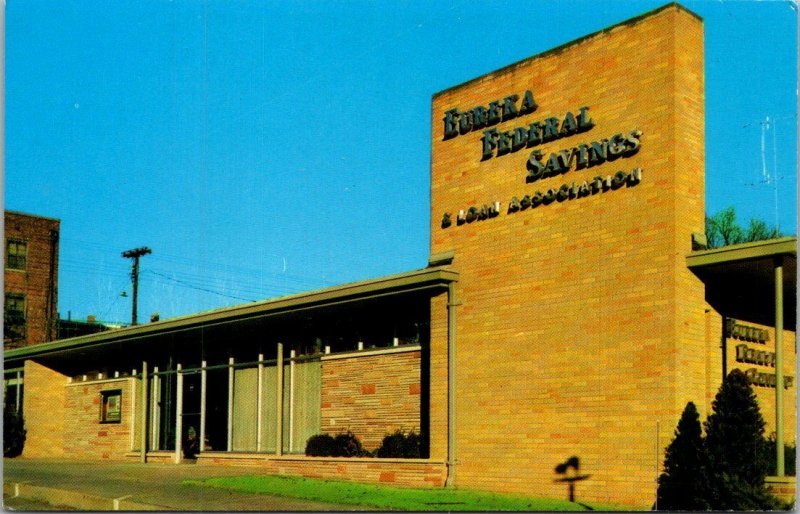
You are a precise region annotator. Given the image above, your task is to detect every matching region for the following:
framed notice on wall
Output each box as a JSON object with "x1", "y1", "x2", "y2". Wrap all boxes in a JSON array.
[{"x1": 100, "y1": 389, "x2": 122, "y2": 423}]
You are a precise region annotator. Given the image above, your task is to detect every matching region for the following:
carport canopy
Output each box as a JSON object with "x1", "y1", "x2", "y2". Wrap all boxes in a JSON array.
[{"x1": 687, "y1": 236, "x2": 796, "y2": 329}]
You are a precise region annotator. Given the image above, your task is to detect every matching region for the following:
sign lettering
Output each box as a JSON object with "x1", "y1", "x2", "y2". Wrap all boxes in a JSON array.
[{"x1": 726, "y1": 319, "x2": 769, "y2": 343}]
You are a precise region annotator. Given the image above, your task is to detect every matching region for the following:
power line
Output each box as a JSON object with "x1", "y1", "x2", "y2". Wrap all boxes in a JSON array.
[
  {"x1": 58, "y1": 236, "x2": 331, "y2": 287},
  {"x1": 145, "y1": 270, "x2": 255, "y2": 302},
  {"x1": 146, "y1": 267, "x2": 311, "y2": 296}
]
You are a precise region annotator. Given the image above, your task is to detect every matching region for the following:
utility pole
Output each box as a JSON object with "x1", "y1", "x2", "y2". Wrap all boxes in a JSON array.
[{"x1": 122, "y1": 247, "x2": 152, "y2": 325}]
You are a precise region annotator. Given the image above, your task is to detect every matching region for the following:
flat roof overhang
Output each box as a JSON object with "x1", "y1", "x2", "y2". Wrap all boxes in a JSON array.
[
  {"x1": 687, "y1": 237, "x2": 796, "y2": 328},
  {"x1": 4, "y1": 266, "x2": 458, "y2": 366}
]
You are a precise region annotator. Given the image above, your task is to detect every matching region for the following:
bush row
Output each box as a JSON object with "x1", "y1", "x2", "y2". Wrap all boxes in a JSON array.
[{"x1": 305, "y1": 430, "x2": 421, "y2": 458}]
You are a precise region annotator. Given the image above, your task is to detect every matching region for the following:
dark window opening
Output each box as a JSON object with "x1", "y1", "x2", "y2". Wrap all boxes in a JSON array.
[
  {"x1": 4, "y1": 293, "x2": 26, "y2": 345},
  {"x1": 6, "y1": 240, "x2": 27, "y2": 270}
]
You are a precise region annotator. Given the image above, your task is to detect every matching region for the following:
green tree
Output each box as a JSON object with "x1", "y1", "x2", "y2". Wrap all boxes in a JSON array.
[
  {"x1": 657, "y1": 402, "x2": 710, "y2": 510},
  {"x1": 704, "y1": 370, "x2": 778, "y2": 510},
  {"x1": 705, "y1": 207, "x2": 782, "y2": 249},
  {"x1": 744, "y1": 218, "x2": 781, "y2": 243},
  {"x1": 706, "y1": 207, "x2": 744, "y2": 248}
]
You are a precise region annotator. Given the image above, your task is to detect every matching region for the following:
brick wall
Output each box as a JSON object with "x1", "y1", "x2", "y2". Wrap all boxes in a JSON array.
[
  {"x1": 22, "y1": 360, "x2": 66, "y2": 458},
  {"x1": 723, "y1": 320, "x2": 797, "y2": 443},
  {"x1": 704, "y1": 305, "x2": 724, "y2": 415},
  {"x1": 196, "y1": 454, "x2": 447, "y2": 488},
  {"x1": 321, "y1": 348, "x2": 421, "y2": 450},
  {"x1": 63, "y1": 378, "x2": 134, "y2": 460},
  {"x1": 4, "y1": 211, "x2": 59, "y2": 348},
  {"x1": 704, "y1": 310, "x2": 797, "y2": 442},
  {"x1": 766, "y1": 476, "x2": 796, "y2": 505},
  {"x1": 429, "y1": 5, "x2": 706, "y2": 507}
]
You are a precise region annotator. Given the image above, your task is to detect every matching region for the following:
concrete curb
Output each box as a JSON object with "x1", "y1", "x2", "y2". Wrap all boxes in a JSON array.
[{"x1": 3, "y1": 481, "x2": 169, "y2": 511}]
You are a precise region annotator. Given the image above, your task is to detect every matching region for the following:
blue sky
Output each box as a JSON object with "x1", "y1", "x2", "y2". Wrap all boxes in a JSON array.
[{"x1": 5, "y1": 0, "x2": 797, "y2": 325}]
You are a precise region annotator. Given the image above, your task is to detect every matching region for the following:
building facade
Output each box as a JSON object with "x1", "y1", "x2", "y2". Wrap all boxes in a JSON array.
[
  {"x1": 4, "y1": 211, "x2": 60, "y2": 349},
  {"x1": 4, "y1": 5, "x2": 796, "y2": 508}
]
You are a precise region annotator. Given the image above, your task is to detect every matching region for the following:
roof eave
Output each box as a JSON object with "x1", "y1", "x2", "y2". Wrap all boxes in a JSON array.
[
  {"x1": 5, "y1": 266, "x2": 458, "y2": 361},
  {"x1": 686, "y1": 237, "x2": 797, "y2": 269}
]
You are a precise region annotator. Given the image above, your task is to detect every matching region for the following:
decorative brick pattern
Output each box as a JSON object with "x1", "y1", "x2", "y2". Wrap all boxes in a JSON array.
[
  {"x1": 429, "y1": 6, "x2": 708, "y2": 507},
  {"x1": 321, "y1": 349, "x2": 421, "y2": 450},
  {"x1": 63, "y1": 378, "x2": 134, "y2": 460},
  {"x1": 194, "y1": 454, "x2": 447, "y2": 487},
  {"x1": 766, "y1": 476, "x2": 796, "y2": 505}
]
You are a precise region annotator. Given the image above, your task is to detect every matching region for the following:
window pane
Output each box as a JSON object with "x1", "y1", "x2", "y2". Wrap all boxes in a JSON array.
[
  {"x1": 5, "y1": 294, "x2": 25, "y2": 316},
  {"x1": 6, "y1": 241, "x2": 27, "y2": 270}
]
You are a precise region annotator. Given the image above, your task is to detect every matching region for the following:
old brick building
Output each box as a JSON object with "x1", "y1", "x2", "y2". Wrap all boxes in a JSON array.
[
  {"x1": 4, "y1": 5, "x2": 796, "y2": 507},
  {"x1": 4, "y1": 210, "x2": 60, "y2": 349}
]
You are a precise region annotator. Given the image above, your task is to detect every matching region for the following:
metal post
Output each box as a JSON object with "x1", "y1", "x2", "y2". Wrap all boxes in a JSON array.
[
  {"x1": 139, "y1": 362, "x2": 148, "y2": 463},
  {"x1": 289, "y1": 349, "x2": 296, "y2": 453},
  {"x1": 275, "y1": 343, "x2": 284, "y2": 456},
  {"x1": 227, "y1": 357, "x2": 234, "y2": 452},
  {"x1": 129, "y1": 376, "x2": 137, "y2": 452},
  {"x1": 774, "y1": 258, "x2": 785, "y2": 477},
  {"x1": 175, "y1": 363, "x2": 183, "y2": 463},
  {"x1": 150, "y1": 367, "x2": 159, "y2": 451},
  {"x1": 15, "y1": 371, "x2": 21, "y2": 413},
  {"x1": 257, "y1": 353, "x2": 264, "y2": 452},
  {"x1": 200, "y1": 360, "x2": 207, "y2": 452},
  {"x1": 445, "y1": 283, "x2": 458, "y2": 487}
]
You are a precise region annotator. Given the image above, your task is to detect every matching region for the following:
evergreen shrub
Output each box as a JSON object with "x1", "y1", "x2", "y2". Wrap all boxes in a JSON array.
[
  {"x1": 375, "y1": 430, "x2": 421, "y2": 458},
  {"x1": 305, "y1": 432, "x2": 371, "y2": 457},
  {"x1": 3, "y1": 409, "x2": 26, "y2": 458},
  {"x1": 657, "y1": 370, "x2": 784, "y2": 511},
  {"x1": 305, "y1": 434, "x2": 336, "y2": 456},
  {"x1": 656, "y1": 402, "x2": 709, "y2": 510},
  {"x1": 704, "y1": 369, "x2": 777, "y2": 510},
  {"x1": 333, "y1": 431, "x2": 371, "y2": 457}
]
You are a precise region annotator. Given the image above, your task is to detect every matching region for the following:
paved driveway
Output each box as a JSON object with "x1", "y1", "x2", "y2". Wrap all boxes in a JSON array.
[{"x1": 3, "y1": 458, "x2": 365, "y2": 511}]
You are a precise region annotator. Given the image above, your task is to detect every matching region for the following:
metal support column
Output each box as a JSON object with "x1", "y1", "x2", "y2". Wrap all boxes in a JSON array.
[
  {"x1": 774, "y1": 257, "x2": 785, "y2": 477},
  {"x1": 275, "y1": 343, "x2": 284, "y2": 456},
  {"x1": 200, "y1": 360, "x2": 207, "y2": 452},
  {"x1": 129, "y1": 376, "x2": 137, "y2": 451},
  {"x1": 15, "y1": 371, "x2": 21, "y2": 413},
  {"x1": 227, "y1": 357, "x2": 234, "y2": 452},
  {"x1": 139, "y1": 362, "x2": 148, "y2": 463},
  {"x1": 289, "y1": 349, "x2": 296, "y2": 453},
  {"x1": 175, "y1": 363, "x2": 183, "y2": 463},
  {"x1": 257, "y1": 353, "x2": 264, "y2": 452},
  {"x1": 445, "y1": 282, "x2": 458, "y2": 487},
  {"x1": 150, "y1": 367, "x2": 159, "y2": 451}
]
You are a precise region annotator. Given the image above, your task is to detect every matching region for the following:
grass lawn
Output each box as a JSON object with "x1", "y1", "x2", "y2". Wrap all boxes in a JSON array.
[{"x1": 184, "y1": 474, "x2": 633, "y2": 511}]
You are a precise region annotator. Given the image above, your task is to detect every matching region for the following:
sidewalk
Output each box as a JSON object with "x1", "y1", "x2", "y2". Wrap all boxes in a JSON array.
[{"x1": 3, "y1": 458, "x2": 365, "y2": 511}]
